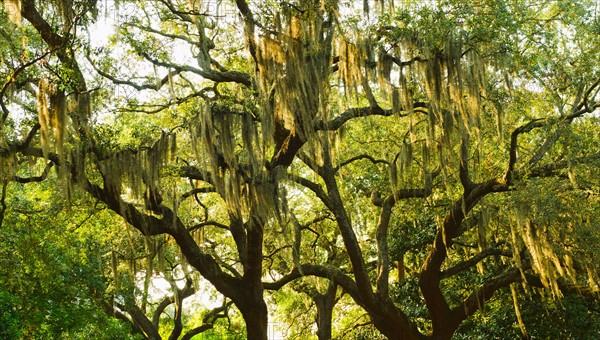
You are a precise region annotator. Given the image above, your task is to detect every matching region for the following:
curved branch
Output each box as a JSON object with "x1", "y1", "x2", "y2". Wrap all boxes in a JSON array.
[
  {"x1": 21, "y1": 0, "x2": 65, "y2": 47},
  {"x1": 126, "y1": 22, "x2": 200, "y2": 47},
  {"x1": 419, "y1": 176, "x2": 508, "y2": 337},
  {"x1": 180, "y1": 187, "x2": 216, "y2": 201},
  {"x1": 505, "y1": 118, "x2": 545, "y2": 184},
  {"x1": 390, "y1": 55, "x2": 427, "y2": 67},
  {"x1": 527, "y1": 151, "x2": 600, "y2": 179},
  {"x1": 175, "y1": 165, "x2": 214, "y2": 184},
  {"x1": 98, "y1": 299, "x2": 145, "y2": 337},
  {"x1": 335, "y1": 154, "x2": 389, "y2": 173},
  {"x1": 17, "y1": 123, "x2": 41, "y2": 150},
  {"x1": 234, "y1": 0, "x2": 259, "y2": 67},
  {"x1": 317, "y1": 102, "x2": 428, "y2": 131},
  {"x1": 529, "y1": 103, "x2": 600, "y2": 168},
  {"x1": 581, "y1": 76, "x2": 600, "y2": 109},
  {"x1": 116, "y1": 301, "x2": 160, "y2": 340},
  {"x1": 152, "y1": 279, "x2": 196, "y2": 329},
  {"x1": 375, "y1": 200, "x2": 393, "y2": 299},
  {"x1": 289, "y1": 174, "x2": 333, "y2": 212},
  {"x1": 21, "y1": 0, "x2": 92, "y2": 142},
  {"x1": 84, "y1": 181, "x2": 171, "y2": 236},
  {"x1": 264, "y1": 264, "x2": 361, "y2": 305},
  {"x1": 451, "y1": 266, "x2": 524, "y2": 327},
  {"x1": 1, "y1": 50, "x2": 54, "y2": 123},
  {"x1": 156, "y1": 0, "x2": 195, "y2": 23},
  {"x1": 13, "y1": 162, "x2": 54, "y2": 183},
  {"x1": 181, "y1": 301, "x2": 234, "y2": 340},
  {"x1": 440, "y1": 245, "x2": 511, "y2": 279},
  {"x1": 372, "y1": 170, "x2": 437, "y2": 207},
  {"x1": 88, "y1": 50, "x2": 183, "y2": 92},
  {"x1": 0, "y1": 182, "x2": 7, "y2": 229},
  {"x1": 137, "y1": 50, "x2": 253, "y2": 88},
  {"x1": 506, "y1": 102, "x2": 598, "y2": 184},
  {"x1": 188, "y1": 221, "x2": 229, "y2": 232}
]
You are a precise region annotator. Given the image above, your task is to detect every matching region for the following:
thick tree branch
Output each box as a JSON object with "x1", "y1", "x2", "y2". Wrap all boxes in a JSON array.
[
  {"x1": 188, "y1": 221, "x2": 229, "y2": 232},
  {"x1": 419, "y1": 176, "x2": 508, "y2": 338},
  {"x1": 234, "y1": 0, "x2": 259, "y2": 67},
  {"x1": 21, "y1": 0, "x2": 65, "y2": 47},
  {"x1": 98, "y1": 299, "x2": 145, "y2": 338},
  {"x1": 529, "y1": 103, "x2": 599, "y2": 168},
  {"x1": 390, "y1": 55, "x2": 427, "y2": 67},
  {"x1": 74, "y1": 161, "x2": 242, "y2": 307},
  {"x1": 317, "y1": 144, "x2": 425, "y2": 338},
  {"x1": 526, "y1": 151, "x2": 600, "y2": 179},
  {"x1": 451, "y1": 266, "x2": 524, "y2": 327},
  {"x1": 264, "y1": 264, "x2": 361, "y2": 304},
  {"x1": 290, "y1": 174, "x2": 334, "y2": 212},
  {"x1": 116, "y1": 301, "x2": 161, "y2": 340},
  {"x1": 228, "y1": 214, "x2": 248, "y2": 270},
  {"x1": 22, "y1": 0, "x2": 93, "y2": 147},
  {"x1": 156, "y1": 0, "x2": 195, "y2": 23},
  {"x1": 168, "y1": 282, "x2": 185, "y2": 340},
  {"x1": 580, "y1": 77, "x2": 600, "y2": 110},
  {"x1": 17, "y1": 123, "x2": 41, "y2": 150},
  {"x1": 175, "y1": 165, "x2": 214, "y2": 184},
  {"x1": 321, "y1": 161, "x2": 376, "y2": 315},
  {"x1": 415, "y1": 102, "x2": 599, "y2": 335},
  {"x1": 372, "y1": 169, "x2": 436, "y2": 207},
  {"x1": 84, "y1": 181, "x2": 170, "y2": 236},
  {"x1": 373, "y1": 187, "x2": 434, "y2": 207},
  {"x1": 375, "y1": 200, "x2": 393, "y2": 299}
]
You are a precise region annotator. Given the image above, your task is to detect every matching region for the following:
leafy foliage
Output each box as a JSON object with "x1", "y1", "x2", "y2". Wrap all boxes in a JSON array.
[{"x1": 0, "y1": 0, "x2": 599, "y2": 339}]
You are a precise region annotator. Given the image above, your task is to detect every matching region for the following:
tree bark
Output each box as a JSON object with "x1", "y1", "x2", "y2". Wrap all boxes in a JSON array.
[
  {"x1": 240, "y1": 296, "x2": 269, "y2": 340},
  {"x1": 397, "y1": 256, "x2": 405, "y2": 282},
  {"x1": 239, "y1": 213, "x2": 269, "y2": 339},
  {"x1": 314, "y1": 282, "x2": 337, "y2": 340}
]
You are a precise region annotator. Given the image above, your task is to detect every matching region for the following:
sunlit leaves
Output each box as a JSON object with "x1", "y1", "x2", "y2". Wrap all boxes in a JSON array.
[{"x1": 0, "y1": 180, "x2": 137, "y2": 339}]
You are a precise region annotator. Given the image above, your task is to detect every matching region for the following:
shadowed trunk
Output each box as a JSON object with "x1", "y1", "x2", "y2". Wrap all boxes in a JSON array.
[
  {"x1": 241, "y1": 214, "x2": 269, "y2": 339},
  {"x1": 397, "y1": 255, "x2": 405, "y2": 282},
  {"x1": 241, "y1": 298, "x2": 269, "y2": 339},
  {"x1": 314, "y1": 282, "x2": 337, "y2": 340}
]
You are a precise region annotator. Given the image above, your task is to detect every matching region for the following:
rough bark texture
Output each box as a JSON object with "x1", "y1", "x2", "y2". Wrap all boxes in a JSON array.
[{"x1": 314, "y1": 283, "x2": 337, "y2": 340}]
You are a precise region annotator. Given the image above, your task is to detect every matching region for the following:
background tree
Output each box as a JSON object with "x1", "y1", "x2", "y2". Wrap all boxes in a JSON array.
[{"x1": 1, "y1": 0, "x2": 599, "y2": 339}]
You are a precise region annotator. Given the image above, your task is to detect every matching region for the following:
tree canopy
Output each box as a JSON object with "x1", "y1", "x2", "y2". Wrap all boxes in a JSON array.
[{"x1": 1, "y1": 0, "x2": 599, "y2": 339}]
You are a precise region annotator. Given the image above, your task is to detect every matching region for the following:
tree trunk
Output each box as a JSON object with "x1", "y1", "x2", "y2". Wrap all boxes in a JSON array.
[
  {"x1": 371, "y1": 317, "x2": 425, "y2": 340},
  {"x1": 315, "y1": 306, "x2": 333, "y2": 340},
  {"x1": 240, "y1": 295, "x2": 269, "y2": 339},
  {"x1": 397, "y1": 255, "x2": 405, "y2": 282},
  {"x1": 241, "y1": 214, "x2": 268, "y2": 339},
  {"x1": 314, "y1": 282, "x2": 337, "y2": 340}
]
